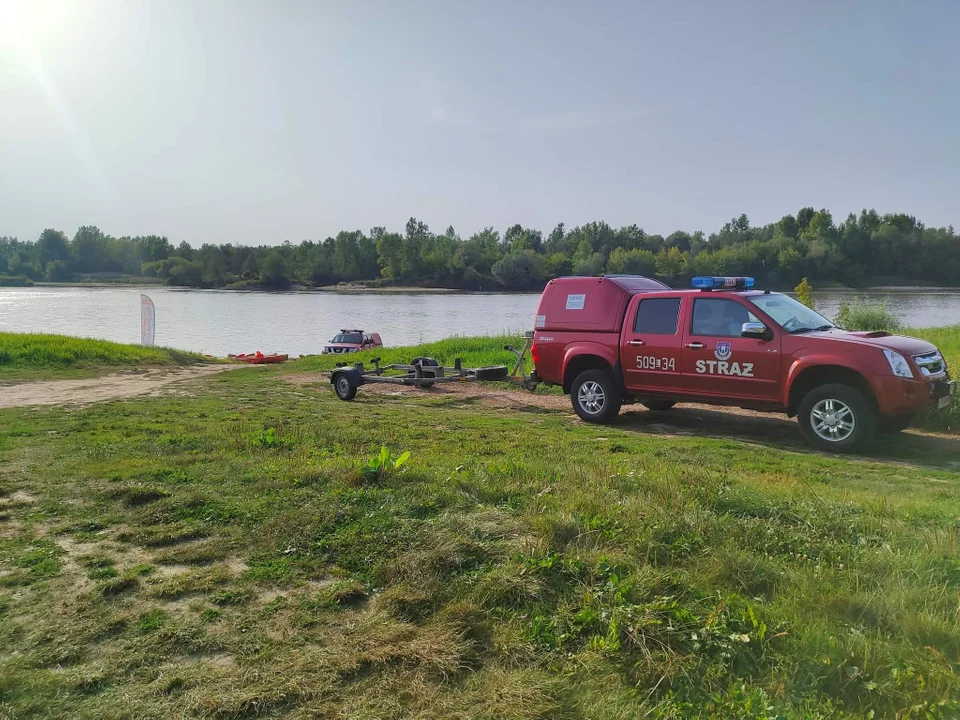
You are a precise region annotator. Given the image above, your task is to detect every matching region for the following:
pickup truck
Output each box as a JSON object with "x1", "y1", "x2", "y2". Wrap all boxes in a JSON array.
[
  {"x1": 322, "y1": 330, "x2": 383, "y2": 355},
  {"x1": 531, "y1": 275, "x2": 955, "y2": 451}
]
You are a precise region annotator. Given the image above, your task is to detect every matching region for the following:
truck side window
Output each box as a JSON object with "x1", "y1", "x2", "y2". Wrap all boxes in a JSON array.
[
  {"x1": 692, "y1": 298, "x2": 759, "y2": 337},
  {"x1": 634, "y1": 298, "x2": 681, "y2": 334}
]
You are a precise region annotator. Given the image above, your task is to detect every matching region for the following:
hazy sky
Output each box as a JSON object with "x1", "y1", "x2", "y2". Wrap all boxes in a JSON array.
[{"x1": 1, "y1": 1, "x2": 958, "y2": 246}]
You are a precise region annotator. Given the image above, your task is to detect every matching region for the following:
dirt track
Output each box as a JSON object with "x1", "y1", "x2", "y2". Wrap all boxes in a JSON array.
[
  {"x1": 283, "y1": 372, "x2": 960, "y2": 461},
  {"x1": 0, "y1": 365, "x2": 236, "y2": 409}
]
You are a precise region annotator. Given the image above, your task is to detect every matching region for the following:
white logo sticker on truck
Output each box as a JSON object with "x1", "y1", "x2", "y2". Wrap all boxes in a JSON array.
[{"x1": 565, "y1": 294, "x2": 586, "y2": 310}]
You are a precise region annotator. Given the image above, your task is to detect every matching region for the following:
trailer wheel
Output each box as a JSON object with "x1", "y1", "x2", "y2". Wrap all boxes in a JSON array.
[
  {"x1": 571, "y1": 369, "x2": 622, "y2": 424},
  {"x1": 409, "y1": 357, "x2": 439, "y2": 388},
  {"x1": 333, "y1": 373, "x2": 358, "y2": 401}
]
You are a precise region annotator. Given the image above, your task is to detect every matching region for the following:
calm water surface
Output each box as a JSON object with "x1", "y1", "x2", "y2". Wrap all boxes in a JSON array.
[{"x1": 1, "y1": 286, "x2": 958, "y2": 357}]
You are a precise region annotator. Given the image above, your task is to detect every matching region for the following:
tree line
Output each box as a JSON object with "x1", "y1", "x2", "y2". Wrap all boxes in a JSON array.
[{"x1": 1, "y1": 208, "x2": 958, "y2": 291}]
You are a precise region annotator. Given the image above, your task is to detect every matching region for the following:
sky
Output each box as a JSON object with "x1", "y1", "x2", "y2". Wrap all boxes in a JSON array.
[{"x1": 1, "y1": 0, "x2": 958, "y2": 247}]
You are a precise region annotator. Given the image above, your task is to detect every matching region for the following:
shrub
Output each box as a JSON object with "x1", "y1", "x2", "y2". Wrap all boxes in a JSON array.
[
  {"x1": 0, "y1": 274, "x2": 34, "y2": 287},
  {"x1": 833, "y1": 298, "x2": 901, "y2": 332},
  {"x1": 794, "y1": 277, "x2": 814, "y2": 309},
  {"x1": 491, "y1": 250, "x2": 545, "y2": 290}
]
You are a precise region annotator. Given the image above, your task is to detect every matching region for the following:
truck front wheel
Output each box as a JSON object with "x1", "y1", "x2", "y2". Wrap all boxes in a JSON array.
[
  {"x1": 571, "y1": 370, "x2": 622, "y2": 424},
  {"x1": 798, "y1": 383, "x2": 875, "y2": 452}
]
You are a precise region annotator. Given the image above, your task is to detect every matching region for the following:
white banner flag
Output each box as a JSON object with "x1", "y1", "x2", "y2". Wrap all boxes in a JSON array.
[{"x1": 140, "y1": 294, "x2": 156, "y2": 346}]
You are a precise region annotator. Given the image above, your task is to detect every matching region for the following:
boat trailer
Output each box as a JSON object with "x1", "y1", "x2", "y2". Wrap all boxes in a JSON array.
[{"x1": 327, "y1": 331, "x2": 539, "y2": 401}]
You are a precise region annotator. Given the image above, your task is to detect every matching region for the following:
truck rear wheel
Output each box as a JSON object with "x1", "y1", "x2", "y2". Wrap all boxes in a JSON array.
[
  {"x1": 571, "y1": 369, "x2": 622, "y2": 424},
  {"x1": 798, "y1": 383, "x2": 875, "y2": 452}
]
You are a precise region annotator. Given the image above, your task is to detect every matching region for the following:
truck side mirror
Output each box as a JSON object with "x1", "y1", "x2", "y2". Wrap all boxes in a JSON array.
[{"x1": 741, "y1": 322, "x2": 770, "y2": 339}]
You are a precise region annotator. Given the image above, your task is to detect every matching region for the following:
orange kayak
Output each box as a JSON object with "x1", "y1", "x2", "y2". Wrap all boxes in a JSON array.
[{"x1": 233, "y1": 351, "x2": 289, "y2": 364}]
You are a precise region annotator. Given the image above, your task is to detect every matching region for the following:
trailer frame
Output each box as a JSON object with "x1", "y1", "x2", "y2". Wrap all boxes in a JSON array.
[{"x1": 328, "y1": 331, "x2": 539, "y2": 401}]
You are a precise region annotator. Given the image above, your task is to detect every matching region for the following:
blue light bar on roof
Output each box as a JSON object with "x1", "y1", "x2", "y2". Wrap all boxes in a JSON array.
[{"x1": 692, "y1": 276, "x2": 755, "y2": 290}]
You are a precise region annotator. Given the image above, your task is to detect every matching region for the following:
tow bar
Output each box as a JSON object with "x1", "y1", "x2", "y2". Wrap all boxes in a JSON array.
[{"x1": 327, "y1": 331, "x2": 540, "y2": 401}]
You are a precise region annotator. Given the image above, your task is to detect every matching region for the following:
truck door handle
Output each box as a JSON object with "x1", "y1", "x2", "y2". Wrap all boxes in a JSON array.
[
  {"x1": 629, "y1": 340, "x2": 645, "y2": 346},
  {"x1": 685, "y1": 342, "x2": 705, "y2": 349}
]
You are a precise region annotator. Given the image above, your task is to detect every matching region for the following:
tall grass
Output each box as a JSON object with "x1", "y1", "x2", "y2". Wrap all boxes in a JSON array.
[
  {"x1": 296, "y1": 334, "x2": 531, "y2": 373},
  {"x1": 833, "y1": 297, "x2": 902, "y2": 331},
  {"x1": 910, "y1": 326, "x2": 960, "y2": 430},
  {"x1": 0, "y1": 332, "x2": 206, "y2": 370}
]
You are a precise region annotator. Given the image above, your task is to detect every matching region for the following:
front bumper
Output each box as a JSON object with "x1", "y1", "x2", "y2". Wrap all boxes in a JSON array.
[
  {"x1": 874, "y1": 375, "x2": 956, "y2": 415},
  {"x1": 931, "y1": 378, "x2": 958, "y2": 410}
]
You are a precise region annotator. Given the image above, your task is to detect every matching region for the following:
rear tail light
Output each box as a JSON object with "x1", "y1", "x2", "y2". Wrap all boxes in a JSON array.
[{"x1": 531, "y1": 341, "x2": 540, "y2": 364}]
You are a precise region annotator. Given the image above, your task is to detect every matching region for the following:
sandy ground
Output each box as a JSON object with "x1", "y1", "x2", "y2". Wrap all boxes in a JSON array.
[{"x1": 0, "y1": 365, "x2": 236, "y2": 409}]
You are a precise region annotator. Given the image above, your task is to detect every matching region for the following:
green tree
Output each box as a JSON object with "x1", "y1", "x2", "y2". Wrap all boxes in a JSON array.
[
  {"x1": 71, "y1": 226, "x2": 107, "y2": 273},
  {"x1": 374, "y1": 228, "x2": 404, "y2": 280},
  {"x1": 607, "y1": 247, "x2": 656, "y2": 276},
  {"x1": 259, "y1": 251, "x2": 291, "y2": 288},
  {"x1": 37, "y1": 229, "x2": 71, "y2": 267},
  {"x1": 655, "y1": 246, "x2": 687, "y2": 276},
  {"x1": 45, "y1": 260, "x2": 70, "y2": 282},
  {"x1": 544, "y1": 223, "x2": 566, "y2": 254},
  {"x1": 491, "y1": 250, "x2": 545, "y2": 290},
  {"x1": 573, "y1": 252, "x2": 605, "y2": 276}
]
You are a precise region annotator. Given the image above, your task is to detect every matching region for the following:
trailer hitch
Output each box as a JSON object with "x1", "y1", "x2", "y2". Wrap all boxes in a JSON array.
[{"x1": 504, "y1": 331, "x2": 539, "y2": 391}]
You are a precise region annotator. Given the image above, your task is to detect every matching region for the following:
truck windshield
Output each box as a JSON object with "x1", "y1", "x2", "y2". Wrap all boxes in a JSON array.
[
  {"x1": 747, "y1": 294, "x2": 835, "y2": 334},
  {"x1": 331, "y1": 333, "x2": 363, "y2": 344}
]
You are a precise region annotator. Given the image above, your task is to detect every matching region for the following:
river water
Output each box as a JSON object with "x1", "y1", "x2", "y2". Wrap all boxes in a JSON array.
[{"x1": 1, "y1": 286, "x2": 958, "y2": 357}]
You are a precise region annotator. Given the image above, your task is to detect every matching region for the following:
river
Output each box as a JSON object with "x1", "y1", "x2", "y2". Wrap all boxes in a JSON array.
[{"x1": 1, "y1": 286, "x2": 959, "y2": 357}]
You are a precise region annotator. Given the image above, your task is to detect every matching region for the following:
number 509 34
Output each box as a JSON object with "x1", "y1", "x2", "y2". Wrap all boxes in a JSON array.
[{"x1": 636, "y1": 356, "x2": 675, "y2": 371}]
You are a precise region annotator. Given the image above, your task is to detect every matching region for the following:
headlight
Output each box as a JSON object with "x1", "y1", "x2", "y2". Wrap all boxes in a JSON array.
[{"x1": 882, "y1": 349, "x2": 913, "y2": 378}]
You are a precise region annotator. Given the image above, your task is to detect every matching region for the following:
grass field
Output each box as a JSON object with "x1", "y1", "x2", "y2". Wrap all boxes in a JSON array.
[
  {"x1": 0, "y1": 333, "x2": 209, "y2": 383},
  {"x1": 1, "y1": 338, "x2": 959, "y2": 717}
]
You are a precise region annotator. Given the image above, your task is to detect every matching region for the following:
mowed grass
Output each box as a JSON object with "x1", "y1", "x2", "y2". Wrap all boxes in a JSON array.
[
  {"x1": 1, "y1": 363, "x2": 959, "y2": 718},
  {"x1": 0, "y1": 332, "x2": 210, "y2": 382}
]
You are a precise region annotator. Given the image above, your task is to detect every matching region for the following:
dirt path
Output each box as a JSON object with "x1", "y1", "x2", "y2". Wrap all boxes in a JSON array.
[
  {"x1": 283, "y1": 372, "x2": 960, "y2": 462},
  {"x1": 0, "y1": 365, "x2": 237, "y2": 409}
]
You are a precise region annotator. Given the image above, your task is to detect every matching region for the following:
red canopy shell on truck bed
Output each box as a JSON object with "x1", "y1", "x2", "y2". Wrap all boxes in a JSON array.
[{"x1": 534, "y1": 275, "x2": 669, "y2": 333}]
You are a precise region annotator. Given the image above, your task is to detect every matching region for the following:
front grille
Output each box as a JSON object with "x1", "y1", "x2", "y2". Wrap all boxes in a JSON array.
[{"x1": 914, "y1": 351, "x2": 946, "y2": 377}]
